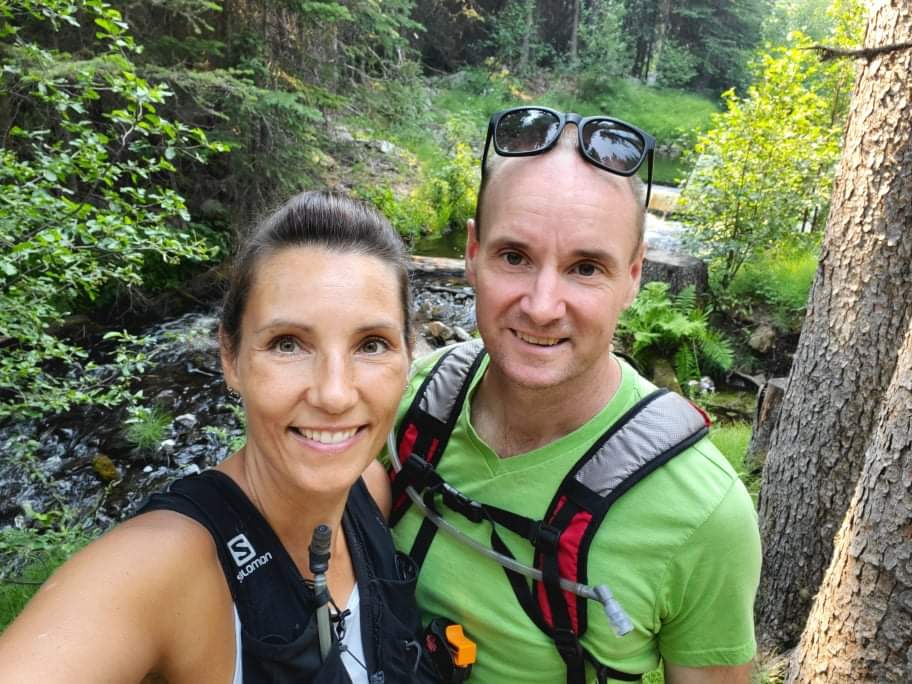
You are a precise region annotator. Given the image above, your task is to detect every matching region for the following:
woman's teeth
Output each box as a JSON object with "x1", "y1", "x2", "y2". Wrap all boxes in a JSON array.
[{"x1": 296, "y1": 428, "x2": 358, "y2": 444}]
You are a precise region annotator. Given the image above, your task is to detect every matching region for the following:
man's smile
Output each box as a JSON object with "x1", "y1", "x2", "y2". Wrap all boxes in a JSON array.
[{"x1": 512, "y1": 330, "x2": 567, "y2": 347}]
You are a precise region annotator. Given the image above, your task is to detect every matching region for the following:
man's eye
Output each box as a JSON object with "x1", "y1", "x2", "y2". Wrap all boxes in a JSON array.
[
  {"x1": 574, "y1": 262, "x2": 600, "y2": 277},
  {"x1": 503, "y1": 252, "x2": 524, "y2": 266},
  {"x1": 361, "y1": 338, "x2": 390, "y2": 354},
  {"x1": 273, "y1": 336, "x2": 300, "y2": 353}
]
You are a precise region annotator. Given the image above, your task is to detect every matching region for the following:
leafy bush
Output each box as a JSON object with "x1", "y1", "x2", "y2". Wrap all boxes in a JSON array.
[
  {"x1": 677, "y1": 19, "x2": 861, "y2": 289},
  {"x1": 0, "y1": 1, "x2": 225, "y2": 419},
  {"x1": 359, "y1": 138, "x2": 477, "y2": 240},
  {"x1": 617, "y1": 283, "x2": 734, "y2": 387}
]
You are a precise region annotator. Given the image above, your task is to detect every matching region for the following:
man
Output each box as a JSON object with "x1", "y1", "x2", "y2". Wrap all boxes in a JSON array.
[{"x1": 388, "y1": 108, "x2": 761, "y2": 683}]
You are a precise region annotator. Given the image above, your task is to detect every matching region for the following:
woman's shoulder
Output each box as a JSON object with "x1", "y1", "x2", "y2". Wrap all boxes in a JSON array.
[{"x1": 0, "y1": 508, "x2": 234, "y2": 682}]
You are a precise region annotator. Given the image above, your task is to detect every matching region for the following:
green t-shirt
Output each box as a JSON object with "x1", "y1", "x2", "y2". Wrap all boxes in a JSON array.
[{"x1": 388, "y1": 345, "x2": 761, "y2": 682}]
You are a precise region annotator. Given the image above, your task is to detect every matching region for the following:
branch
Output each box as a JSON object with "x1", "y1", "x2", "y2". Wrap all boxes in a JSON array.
[{"x1": 803, "y1": 41, "x2": 912, "y2": 61}]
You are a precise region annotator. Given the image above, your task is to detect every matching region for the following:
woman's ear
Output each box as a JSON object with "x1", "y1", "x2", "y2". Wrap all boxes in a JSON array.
[{"x1": 219, "y1": 326, "x2": 240, "y2": 392}]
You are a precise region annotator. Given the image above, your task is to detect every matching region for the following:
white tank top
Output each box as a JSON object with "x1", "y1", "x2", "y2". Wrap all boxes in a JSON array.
[{"x1": 231, "y1": 584, "x2": 366, "y2": 684}]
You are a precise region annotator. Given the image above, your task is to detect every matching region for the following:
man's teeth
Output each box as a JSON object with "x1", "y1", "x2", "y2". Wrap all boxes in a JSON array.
[
  {"x1": 297, "y1": 428, "x2": 358, "y2": 444},
  {"x1": 516, "y1": 331, "x2": 561, "y2": 346}
]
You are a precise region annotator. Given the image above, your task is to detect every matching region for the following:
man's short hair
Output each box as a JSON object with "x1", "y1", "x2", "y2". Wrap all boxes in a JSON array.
[{"x1": 474, "y1": 130, "x2": 647, "y2": 257}]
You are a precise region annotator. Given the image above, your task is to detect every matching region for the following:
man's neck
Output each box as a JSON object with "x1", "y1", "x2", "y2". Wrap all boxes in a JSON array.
[{"x1": 470, "y1": 356, "x2": 623, "y2": 458}]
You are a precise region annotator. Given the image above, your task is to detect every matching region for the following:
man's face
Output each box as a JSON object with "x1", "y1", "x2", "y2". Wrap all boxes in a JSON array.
[{"x1": 466, "y1": 149, "x2": 644, "y2": 395}]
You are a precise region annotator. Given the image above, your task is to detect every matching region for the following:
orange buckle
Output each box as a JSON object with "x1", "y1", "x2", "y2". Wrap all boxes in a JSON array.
[{"x1": 444, "y1": 623, "x2": 477, "y2": 667}]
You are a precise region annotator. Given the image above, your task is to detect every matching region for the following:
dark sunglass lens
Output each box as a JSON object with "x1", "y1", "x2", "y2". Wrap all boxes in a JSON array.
[
  {"x1": 581, "y1": 120, "x2": 645, "y2": 173},
  {"x1": 495, "y1": 109, "x2": 561, "y2": 153}
]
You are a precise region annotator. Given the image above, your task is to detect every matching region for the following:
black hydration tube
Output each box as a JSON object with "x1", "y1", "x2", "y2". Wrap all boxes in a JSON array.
[{"x1": 309, "y1": 524, "x2": 333, "y2": 660}]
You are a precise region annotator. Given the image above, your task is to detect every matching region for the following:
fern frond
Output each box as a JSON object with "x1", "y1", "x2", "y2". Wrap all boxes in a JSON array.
[
  {"x1": 674, "y1": 286, "x2": 697, "y2": 315},
  {"x1": 673, "y1": 345, "x2": 700, "y2": 385},
  {"x1": 698, "y1": 328, "x2": 735, "y2": 372}
]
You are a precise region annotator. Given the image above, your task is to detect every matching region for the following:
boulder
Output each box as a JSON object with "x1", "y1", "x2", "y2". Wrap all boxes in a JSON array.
[{"x1": 749, "y1": 325, "x2": 778, "y2": 354}]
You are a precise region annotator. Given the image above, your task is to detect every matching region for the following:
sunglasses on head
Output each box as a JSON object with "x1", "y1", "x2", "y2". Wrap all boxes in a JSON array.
[{"x1": 481, "y1": 106, "x2": 656, "y2": 209}]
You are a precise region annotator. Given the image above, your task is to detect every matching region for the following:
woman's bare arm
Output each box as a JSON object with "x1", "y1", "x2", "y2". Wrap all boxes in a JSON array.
[{"x1": 0, "y1": 511, "x2": 235, "y2": 684}]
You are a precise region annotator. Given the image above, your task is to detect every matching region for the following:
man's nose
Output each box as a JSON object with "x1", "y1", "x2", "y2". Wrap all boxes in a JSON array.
[
  {"x1": 520, "y1": 268, "x2": 566, "y2": 325},
  {"x1": 306, "y1": 353, "x2": 358, "y2": 415}
]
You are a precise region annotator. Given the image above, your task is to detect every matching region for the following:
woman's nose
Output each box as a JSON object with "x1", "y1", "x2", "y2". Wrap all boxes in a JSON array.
[{"x1": 306, "y1": 353, "x2": 358, "y2": 415}]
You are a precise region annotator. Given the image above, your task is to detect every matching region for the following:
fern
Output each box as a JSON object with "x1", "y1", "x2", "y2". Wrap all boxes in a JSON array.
[{"x1": 617, "y1": 281, "x2": 734, "y2": 390}]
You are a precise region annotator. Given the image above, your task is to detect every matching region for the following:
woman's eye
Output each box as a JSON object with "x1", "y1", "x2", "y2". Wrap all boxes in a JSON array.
[
  {"x1": 503, "y1": 251, "x2": 524, "y2": 266},
  {"x1": 274, "y1": 336, "x2": 300, "y2": 354},
  {"x1": 360, "y1": 338, "x2": 390, "y2": 355}
]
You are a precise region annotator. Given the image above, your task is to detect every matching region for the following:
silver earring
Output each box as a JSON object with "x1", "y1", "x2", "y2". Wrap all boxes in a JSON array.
[{"x1": 227, "y1": 386, "x2": 240, "y2": 400}]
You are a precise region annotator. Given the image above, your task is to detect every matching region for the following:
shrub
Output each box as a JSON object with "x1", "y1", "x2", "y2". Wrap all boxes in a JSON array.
[{"x1": 0, "y1": 0, "x2": 225, "y2": 420}]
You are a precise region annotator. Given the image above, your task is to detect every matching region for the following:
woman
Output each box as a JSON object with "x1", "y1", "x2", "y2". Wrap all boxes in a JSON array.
[{"x1": 0, "y1": 192, "x2": 438, "y2": 683}]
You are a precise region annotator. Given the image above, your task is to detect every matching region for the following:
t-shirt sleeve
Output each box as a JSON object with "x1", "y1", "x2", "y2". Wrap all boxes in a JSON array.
[{"x1": 656, "y1": 476, "x2": 761, "y2": 667}]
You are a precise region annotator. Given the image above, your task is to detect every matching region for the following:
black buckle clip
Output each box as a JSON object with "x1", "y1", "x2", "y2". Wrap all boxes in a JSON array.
[
  {"x1": 531, "y1": 521, "x2": 562, "y2": 551},
  {"x1": 401, "y1": 454, "x2": 440, "y2": 492},
  {"x1": 441, "y1": 483, "x2": 486, "y2": 523}
]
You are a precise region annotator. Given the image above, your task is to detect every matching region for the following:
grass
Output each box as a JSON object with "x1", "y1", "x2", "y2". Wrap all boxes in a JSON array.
[
  {"x1": 122, "y1": 405, "x2": 172, "y2": 451},
  {"x1": 709, "y1": 421, "x2": 760, "y2": 504},
  {"x1": 728, "y1": 246, "x2": 819, "y2": 331},
  {"x1": 0, "y1": 524, "x2": 95, "y2": 632}
]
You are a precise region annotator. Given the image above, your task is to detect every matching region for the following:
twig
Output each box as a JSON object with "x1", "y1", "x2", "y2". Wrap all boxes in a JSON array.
[{"x1": 802, "y1": 41, "x2": 912, "y2": 61}]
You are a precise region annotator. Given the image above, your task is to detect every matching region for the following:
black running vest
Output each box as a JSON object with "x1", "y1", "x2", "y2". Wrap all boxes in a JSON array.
[{"x1": 138, "y1": 470, "x2": 439, "y2": 683}]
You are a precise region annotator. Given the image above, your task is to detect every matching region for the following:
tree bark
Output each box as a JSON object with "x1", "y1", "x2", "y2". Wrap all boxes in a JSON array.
[
  {"x1": 518, "y1": 0, "x2": 536, "y2": 74},
  {"x1": 756, "y1": 0, "x2": 912, "y2": 649},
  {"x1": 569, "y1": 0, "x2": 581, "y2": 65},
  {"x1": 787, "y1": 315, "x2": 912, "y2": 683}
]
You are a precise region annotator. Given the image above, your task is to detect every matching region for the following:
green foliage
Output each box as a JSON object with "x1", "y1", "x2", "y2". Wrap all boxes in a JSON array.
[
  {"x1": 571, "y1": 77, "x2": 720, "y2": 152},
  {"x1": 728, "y1": 246, "x2": 819, "y2": 331},
  {"x1": 655, "y1": 39, "x2": 698, "y2": 89},
  {"x1": 122, "y1": 404, "x2": 172, "y2": 451},
  {"x1": 617, "y1": 283, "x2": 734, "y2": 388},
  {"x1": 204, "y1": 401, "x2": 246, "y2": 453},
  {"x1": 677, "y1": 28, "x2": 857, "y2": 290},
  {"x1": 0, "y1": 0, "x2": 225, "y2": 419},
  {"x1": 575, "y1": 0, "x2": 630, "y2": 79},
  {"x1": 360, "y1": 138, "x2": 477, "y2": 240},
  {"x1": 0, "y1": 511, "x2": 96, "y2": 631}
]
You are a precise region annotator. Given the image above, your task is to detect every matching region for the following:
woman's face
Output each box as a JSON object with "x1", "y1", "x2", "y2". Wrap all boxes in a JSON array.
[{"x1": 222, "y1": 246, "x2": 410, "y2": 497}]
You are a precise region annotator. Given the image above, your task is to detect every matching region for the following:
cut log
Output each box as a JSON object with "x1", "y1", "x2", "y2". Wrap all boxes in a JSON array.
[
  {"x1": 641, "y1": 247, "x2": 708, "y2": 296},
  {"x1": 745, "y1": 377, "x2": 788, "y2": 474}
]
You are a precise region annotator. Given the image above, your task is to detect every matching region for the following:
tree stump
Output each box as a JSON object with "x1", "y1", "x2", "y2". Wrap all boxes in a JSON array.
[
  {"x1": 641, "y1": 247, "x2": 708, "y2": 296},
  {"x1": 745, "y1": 377, "x2": 787, "y2": 474}
]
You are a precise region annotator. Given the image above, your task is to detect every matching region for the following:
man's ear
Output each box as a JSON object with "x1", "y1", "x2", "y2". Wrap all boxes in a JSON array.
[
  {"x1": 465, "y1": 218, "x2": 480, "y2": 287},
  {"x1": 623, "y1": 241, "x2": 647, "y2": 309},
  {"x1": 219, "y1": 326, "x2": 240, "y2": 392}
]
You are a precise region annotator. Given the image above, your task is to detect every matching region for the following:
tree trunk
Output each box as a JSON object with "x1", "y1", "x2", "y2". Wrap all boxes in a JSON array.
[
  {"x1": 518, "y1": 0, "x2": 536, "y2": 74},
  {"x1": 569, "y1": 0, "x2": 581, "y2": 65},
  {"x1": 646, "y1": 0, "x2": 671, "y2": 85},
  {"x1": 756, "y1": 0, "x2": 912, "y2": 649},
  {"x1": 787, "y1": 314, "x2": 912, "y2": 682}
]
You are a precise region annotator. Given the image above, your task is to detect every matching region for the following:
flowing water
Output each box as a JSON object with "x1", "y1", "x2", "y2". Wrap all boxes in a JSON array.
[{"x1": 0, "y1": 274, "x2": 477, "y2": 530}]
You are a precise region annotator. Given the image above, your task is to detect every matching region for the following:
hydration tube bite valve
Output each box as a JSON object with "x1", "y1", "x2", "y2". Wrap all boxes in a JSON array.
[
  {"x1": 309, "y1": 524, "x2": 334, "y2": 660},
  {"x1": 387, "y1": 431, "x2": 634, "y2": 637}
]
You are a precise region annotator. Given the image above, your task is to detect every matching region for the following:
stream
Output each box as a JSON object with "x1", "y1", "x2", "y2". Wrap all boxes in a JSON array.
[{"x1": 0, "y1": 270, "x2": 477, "y2": 531}]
